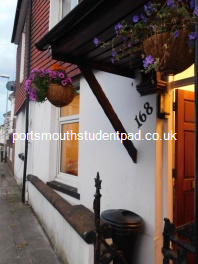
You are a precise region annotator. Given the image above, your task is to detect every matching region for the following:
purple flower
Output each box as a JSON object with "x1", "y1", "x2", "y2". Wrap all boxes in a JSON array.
[
  {"x1": 188, "y1": 32, "x2": 197, "y2": 40},
  {"x1": 128, "y1": 42, "x2": 131, "y2": 48},
  {"x1": 144, "y1": 2, "x2": 151, "y2": 15},
  {"x1": 115, "y1": 23, "x2": 122, "y2": 33},
  {"x1": 111, "y1": 50, "x2": 116, "y2": 57},
  {"x1": 29, "y1": 88, "x2": 37, "y2": 101},
  {"x1": 25, "y1": 79, "x2": 31, "y2": 86},
  {"x1": 133, "y1": 15, "x2": 139, "y2": 23},
  {"x1": 61, "y1": 79, "x2": 68, "y2": 86},
  {"x1": 143, "y1": 55, "x2": 155, "y2": 68},
  {"x1": 121, "y1": 35, "x2": 126, "y2": 41},
  {"x1": 190, "y1": 0, "x2": 194, "y2": 9},
  {"x1": 29, "y1": 94, "x2": 36, "y2": 101},
  {"x1": 61, "y1": 78, "x2": 72, "y2": 86},
  {"x1": 140, "y1": 14, "x2": 147, "y2": 23},
  {"x1": 146, "y1": 55, "x2": 155, "y2": 64},
  {"x1": 94, "y1": 37, "x2": 99, "y2": 46},
  {"x1": 151, "y1": 25, "x2": 157, "y2": 31},
  {"x1": 144, "y1": 2, "x2": 151, "y2": 12},
  {"x1": 167, "y1": 0, "x2": 175, "y2": 7},
  {"x1": 25, "y1": 66, "x2": 74, "y2": 103},
  {"x1": 29, "y1": 73, "x2": 36, "y2": 80},
  {"x1": 58, "y1": 72, "x2": 65, "y2": 78},
  {"x1": 49, "y1": 72, "x2": 56, "y2": 78},
  {"x1": 31, "y1": 68, "x2": 39, "y2": 73},
  {"x1": 174, "y1": 30, "x2": 179, "y2": 38},
  {"x1": 111, "y1": 58, "x2": 115, "y2": 64},
  {"x1": 194, "y1": 6, "x2": 198, "y2": 16},
  {"x1": 66, "y1": 78, "x2": 72, "y2": 83},
  {"x1": 24, "y1": 80, "x2": 31, "y2": 92}
]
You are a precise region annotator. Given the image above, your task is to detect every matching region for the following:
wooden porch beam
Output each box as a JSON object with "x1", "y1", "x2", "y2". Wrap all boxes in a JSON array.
[
  {"x1": 77, "y1": 60, "x2": 137, "y2": 163},
  {"x1": 171, "y1": 76, "x2": 194, "y2": 89},
  {"x1": 88, "y1": 61, "x2": 135, "y2": 79}
]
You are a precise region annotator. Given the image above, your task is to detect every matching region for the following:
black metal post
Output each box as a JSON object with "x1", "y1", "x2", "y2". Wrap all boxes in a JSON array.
[
  {"x1": 93, "y1": 172, "x2": 102, "y2": 264},
  {"x1": 162, "y1": 218, "x2": 171, "y2": 264}
]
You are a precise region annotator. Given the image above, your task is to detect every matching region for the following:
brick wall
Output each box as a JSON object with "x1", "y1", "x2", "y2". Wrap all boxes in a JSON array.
[
  {"x1": 15, "y1": 0, "x2": 81, "y2": 118},
  {"x1": 15, "y1": 35, "x2": 26, "y2": 115},
  {"x1": 30, "y1": 0, "x2": 80, "y2": 78}
]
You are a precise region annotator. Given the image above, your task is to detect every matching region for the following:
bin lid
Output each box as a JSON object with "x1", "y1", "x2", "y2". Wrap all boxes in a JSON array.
[{"x1": 101, "y1": 209, "x2": 143, "y2": 231}]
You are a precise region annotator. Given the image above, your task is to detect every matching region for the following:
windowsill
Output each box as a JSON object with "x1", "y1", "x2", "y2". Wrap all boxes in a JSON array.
[
  {"x1": 47, "y1": 180, "x2": 80, "y2": 200},
  {"x1": 27, "y1": 174, "x2": 96, "y2": 244},
  {"x1": 56, "y1": 172, "x2": 78, "y2": 188}
]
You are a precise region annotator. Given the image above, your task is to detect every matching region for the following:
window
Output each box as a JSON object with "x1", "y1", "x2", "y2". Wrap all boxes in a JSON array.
[
  {"x1": 49, "y1": 0, "x2": 79, "y2": 29},
  {"x1": 62, "y1": 0, "x2": 78, "y2": 17},
  {"x1": 58, "y1": 92, "x2": 80, "y2": 186}
]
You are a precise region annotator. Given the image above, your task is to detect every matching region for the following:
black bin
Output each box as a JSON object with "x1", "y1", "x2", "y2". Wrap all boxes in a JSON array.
[{"x1": 101, "y1": 209, "x2": 143, "y2": 264}]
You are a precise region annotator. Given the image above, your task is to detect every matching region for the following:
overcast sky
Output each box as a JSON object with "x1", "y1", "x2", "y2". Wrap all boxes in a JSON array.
[{"x1": 0, "y1": 0, "x2": 18, "y2": 125}]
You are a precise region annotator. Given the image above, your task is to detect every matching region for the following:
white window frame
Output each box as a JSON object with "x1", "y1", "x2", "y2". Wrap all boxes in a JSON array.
[
  {"x1": 57, "y1": 109, "x2": 79, "y2": 188},
  {"x1": 49, "y1": 0, "x2": 62, "y2": 29},
  {"x1": 20, "y1": 32, "x2": 25, "y2": 83},
  {"x1": 49, "y1": 0, "x2": 78, "y2": 29}
]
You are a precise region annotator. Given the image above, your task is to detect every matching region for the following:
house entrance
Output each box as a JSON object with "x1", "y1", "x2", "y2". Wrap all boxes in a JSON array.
[{"x1": 174, "y1": 89, "x2": 195, "y2": 227}]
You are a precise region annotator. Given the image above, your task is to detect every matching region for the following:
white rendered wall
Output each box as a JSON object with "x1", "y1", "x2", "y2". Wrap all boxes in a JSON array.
[
  {"x1": 15, "y1": 68, "x2": 195, "y2": 263},
  {"x1": 24, "y1": 71, "x2": 166, "y2": 264},
  {"x1": 0, "y1": 126, "x2": 4, "y2": 144},
  {"x1": 28, "y1": 182, "x2": 94, "y2": 264},
  {"x1": 14, "y1": 108, "x2": 26, "y2": 185},
  {"x1": 77, "y1": 71, "x2": 162, "y2": 264},
  {"x1": 27, "y1": 100, "x2": 58, "y2": 183}
]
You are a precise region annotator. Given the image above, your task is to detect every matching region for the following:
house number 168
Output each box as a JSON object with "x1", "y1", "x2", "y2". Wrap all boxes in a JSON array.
[{"x1": 134, "y1": 102, "x2": 153, "y2": 128}]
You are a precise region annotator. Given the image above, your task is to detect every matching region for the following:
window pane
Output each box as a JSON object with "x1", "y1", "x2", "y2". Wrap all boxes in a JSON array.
[
  {"x1": 62, "y1": 0, "x2": 78, "y2": 17},
  {"x1": 62, "y1": 0, "x2": 70, "y2": 17},
  {"x1": 60, "y1": 94, "x2": 79, "y2": 117},
  {"x1": 60, "y1": 122, "x2": 79, "y2": 176},
  {"x1": 71, "y1": 0, "x2": 78, "y2": 9}
]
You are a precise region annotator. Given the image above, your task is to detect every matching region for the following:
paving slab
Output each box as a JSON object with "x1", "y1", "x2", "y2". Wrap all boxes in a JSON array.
[
  {"x1": 0, "y1": 162, "x2": 64, "y2": 264},
  {"x1": 0, "y1": 243, "x2": 19, "y2": 264}
]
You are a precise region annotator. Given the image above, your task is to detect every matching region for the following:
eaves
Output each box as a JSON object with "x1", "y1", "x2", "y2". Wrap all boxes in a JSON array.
[{"x1": 11, "y1": 0, "x2": 29, "y2": 44}]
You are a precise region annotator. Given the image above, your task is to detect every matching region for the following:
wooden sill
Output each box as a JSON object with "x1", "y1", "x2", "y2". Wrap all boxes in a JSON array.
[
  {"x1": 27, "y1": 174, "x2": 95, "y2": 244},
  {"x1": 47, "y1": 180, "x2": 80, "y2": 200}
]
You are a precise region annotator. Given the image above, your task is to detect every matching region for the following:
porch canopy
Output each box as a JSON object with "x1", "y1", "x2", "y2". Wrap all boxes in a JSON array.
[
  {"x1": 36, "y1": 0, "x2": 198, "y2": 260},
  {"x1": 36, "y1": 0, "x2": 149, "y2": 78},
  {"x1": 36, "y1": 0, "x2": 154, "y2": 164}
]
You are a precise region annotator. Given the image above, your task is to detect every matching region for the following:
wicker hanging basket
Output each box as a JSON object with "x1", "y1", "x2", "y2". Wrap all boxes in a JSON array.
[
  {"x1": 143, "y1": 30, "x2": 194, "y2": 75},
  {"x1": 47, "y1": 83, "x2": 75, "y2": 107}
]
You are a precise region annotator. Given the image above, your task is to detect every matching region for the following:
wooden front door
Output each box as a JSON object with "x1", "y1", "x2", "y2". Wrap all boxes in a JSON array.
[{"x1": 174, "y1": 89, "x2": 195, "y2": 227}]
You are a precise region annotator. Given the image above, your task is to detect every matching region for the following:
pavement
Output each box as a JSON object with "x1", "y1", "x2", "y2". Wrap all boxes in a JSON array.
[{"x1": 0, "y1": 161, "x2": 64, "y2": 264}]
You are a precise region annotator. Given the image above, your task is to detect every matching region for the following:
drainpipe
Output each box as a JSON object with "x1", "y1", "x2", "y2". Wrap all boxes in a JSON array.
[
  {"x1": 22, "y1": 0, "x2": 32, "y2": 203},
  {"x1": 195, "y1": 0, "x2": 198, "y2": 261}
]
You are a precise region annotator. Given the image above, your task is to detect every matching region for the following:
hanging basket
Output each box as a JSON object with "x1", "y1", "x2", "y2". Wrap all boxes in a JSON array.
[
  {"x1": 143, "y1": 30, "x2": 194, "y2": 75},
  {"x1": 47, "y1": 83, "x2": 75, "y2": 107}
]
